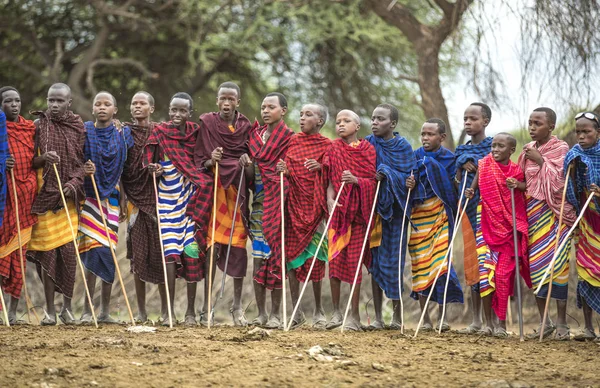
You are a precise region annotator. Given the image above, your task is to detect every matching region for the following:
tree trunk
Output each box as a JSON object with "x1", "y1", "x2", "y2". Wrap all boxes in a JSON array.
[{"x1": 415, "y1": 41, "x2": 455, "y2": 150}]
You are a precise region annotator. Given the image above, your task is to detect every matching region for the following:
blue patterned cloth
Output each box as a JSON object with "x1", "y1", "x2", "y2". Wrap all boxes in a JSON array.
[
  {"x1": 564, "y1": 140, "x2": 600, "y2": 213},
  {"x1": 577, "y1": 280, "x2": 600, "y2": 314},
  {"x1": 411, "y1": 146, "x2": 463, "y2": 304},
  {"x1": 84, "y1": 121, "x2": 133, "y2": 200},
  {"x1": 454, "y1": 136, "x2": 493, "y2": 233},
  {"x1": 366, "y1": 133, "x2": 415, "y2": 299},
  {"x1": 0, "y1": 111, "x2": 6, "y2": 227}
]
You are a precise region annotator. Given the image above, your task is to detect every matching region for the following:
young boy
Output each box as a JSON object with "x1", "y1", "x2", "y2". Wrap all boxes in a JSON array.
[
  {"x1": 406, "y1": 119, "x2": 463, "y2": 332},
  {"x1": 517, "y1": 107, "x2": 574, "y2": 340},
  {"x1": 276, "y1": 103, "x2": 331, "y2": 329},
  {"x1": 146, "y1": 92, "x2": 207, "y2": 326},
  {"x1": 122, "y1": 91, "x2": 167, "y2": 324},
  {"x1": 365, "y1": 104, "x2": 415, "y2": 330},
  {"x1": 194, "y1": 82, "x2": 252, "y2": 326},
  {"x1": 0, "y1": 87, "x2": 37, "y2": 324},
  {"x1": 466, "y1": 132, "x2": 531, "y2": 337},
  {"x1": 455, "y1": 102, "x2": 493, "y2": 334},
  {"x1": 245, "y1": 92, "x2": 293, "y2": 329},
  {"x1": 324, "y1": 109, "x2": 377, "y2": 332},
  {"x1": 564, "y1": 111, "x2": 600, "y2": 341},
  {"x1": 79, "y1": 91, "x2": 133, "y2": 324},
  {"x1": 28, "y1": 83, "x2": 85, "y2": 326}
]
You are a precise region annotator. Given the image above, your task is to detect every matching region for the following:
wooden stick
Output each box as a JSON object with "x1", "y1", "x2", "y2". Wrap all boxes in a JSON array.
[
  {"x1": 510, "y1": 188, "x2": 524, "y2": 341},
  {"x1": 539, "y1": 164, "x2": 571, "y2": 342},
  {"x1": 10, "y1": 169, "x2": 40, "y2": 324},
  {"x1": 414, "y1": 198, "x2": 469, "y2": 338},
  {"x1": 396, "y1": 183, "x2": 412, "y2": 335},
  {"x1": 218, "y1": 168, "x2": 245, "y2": 299},
  {"x1": 207, "y1": 162, "x2": 219, "y2": 330},
  {"x1": 341, "y1": 181, "x2": 381, "y2": 333},
  {"x1": 89, "y1": 173, "x2": 135, "y2": 325},
  {"x1": 280, "y1": 171, "x2": 288, "y2": 329},
  {"x1": 535, "y1": 192, "x2": 596, "y2": 294},
  {"x1": 285, "y1": 182, "x2": 346, "y2": 331},
  {"x1": 152, "y1": 171, "x2": 173, "y2": 328},
  {"x1": 0, "y1": 286, "x2": 9, "y2": 327},
  {"x1": 438, "y1": 172, "x2": 470, "y2": 334},
  {"x1": 52, "y1": 164, "x2": 98, "y2": 328}
]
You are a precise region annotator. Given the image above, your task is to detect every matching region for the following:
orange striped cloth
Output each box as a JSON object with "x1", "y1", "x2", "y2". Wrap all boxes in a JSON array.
[{"x1": 207, "y1": 174, "x2": 247, "y2": 249}]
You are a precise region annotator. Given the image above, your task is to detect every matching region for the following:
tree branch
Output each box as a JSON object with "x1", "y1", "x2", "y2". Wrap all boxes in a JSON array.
[
  {"x1": 366, "y1": 0, "x2": 424, "y2": 42},
  {"x1": 433, "y1": 0, "x2": 454, "y2": 18}
]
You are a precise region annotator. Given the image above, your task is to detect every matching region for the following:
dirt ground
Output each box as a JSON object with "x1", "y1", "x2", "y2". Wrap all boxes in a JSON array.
[{"x1": 0, "y1": 324, "x2": 598, "y2": 388}]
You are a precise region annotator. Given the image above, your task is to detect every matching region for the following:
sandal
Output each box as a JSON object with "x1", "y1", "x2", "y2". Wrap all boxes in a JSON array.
[
  {"x1": 554, "y1": 324, "x2": 570, "y2": 341},
  {"x1": 526, "y1": 322, "x2": 555, "y2": 340},
  {"x1": 289, "y1": 312, "x2": 306, "y2": 330},
  {"x1": 59, "y1": 309, "x2": 78, "y2": 326},
  {"x1": 477, "y1": 326, "x2": 494, "y2": 336},
  {"x1": 435, "y1": 322, "x2": 450, "y2": 333},
  {"x1": 231, "y1": 308, "x2": 248, "y2": 327},
  {"x1": 419, "y1": 322, "x2": 433, "y2": 332},
  {"x1": 457, "y1": 323, "x2": 482, "y2": 335},
  {"x1": 249, "y1": 315, "x2": 268, "y2": 327},
  {"x1": 41, "y1": 315, "x2": 57, "y2": 326},
  {"x1": 97, "y1": 315, "x2": 122, "y2": 325},
  {"x1": 183, "y1": 315, "x2": 197, "y2": 326},
  {"x1": 365, "y1": 320, "x2": 385, "y2": 331},
  {"x1": 326, "y1": 311, "x2": 343, "y2": 330},
  {"x1": 264, "y1": 316, "x2": 282, "y2": 330},
  {"x1": 388, "y1": 321, "x2": 403, "y2": 330},
  {"x1": 574, "y1": 328, "x2": 596, "y2": 342},
  {"x1": 494, "y1": 326, "x2": 509, "y2": 338},
  {"x1": 198, "y1": 311, "x2": 214, "y2": 327}
]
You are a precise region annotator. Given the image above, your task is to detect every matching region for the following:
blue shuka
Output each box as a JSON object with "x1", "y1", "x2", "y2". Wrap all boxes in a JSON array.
[
  {"x1": 411, "y1": 146, "x2": 463, "y2": 304},
  {"x1": 366, "y1": 133, "x2": 415, "y2": 299},
  {"x1": 564, "y1": 140, "x2": 600, "y2": 212},
  {"x1": 0, "y1": 111, "x2": 7, "y2": 227}
]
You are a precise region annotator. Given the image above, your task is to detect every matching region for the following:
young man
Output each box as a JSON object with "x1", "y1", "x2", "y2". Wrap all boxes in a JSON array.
[
  {"x1": 455, "y1": 102, "x2": 493, "y2": 334},
  {"x1": 28, "y1": 83, "x2": 86, "y2": 326},
  {"x1": 0, "y1": 87, "x2": 37, "y2": 324},
  {"x1": 245, "y1": 92, "x2": 293, "y2": 329},
  {"x1": 516, "y1": 107, "x2": 574, "y2": 340},
  {"x1": 365, "y1": 104, "x2": 415, "y2": 330},
  {"x1": 194, "y1": 82, "x2": 252, "y2": 326},
  {"x1": 324, "y1": 109, "x2": 377, "y2": 332},
  {"x1": 79, "y1": 91, "x2": 133, "y2": 324},
  {"x1": 564, "y1": 111, "x2": 600, "y2": 341},
  {"x1": 466, "y1": 132, "x2": 531, "y2": 337},
  {"x1": 146, "y1": 92, "x2": 207, "y2": 326},
  {"x1": 276, "y1": 103, "x2": 331, "y2": 329},
  {"x1": 122, "y1": 91, "x2": 167, "y2": 324},
  {"x1": 406, "y1": 119, "x2": 463, "y2": 331}
]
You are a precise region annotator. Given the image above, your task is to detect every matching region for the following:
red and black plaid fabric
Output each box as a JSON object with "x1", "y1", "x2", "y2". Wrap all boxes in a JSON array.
[
  {"x1": 122, "y1": 122, "x2": 157, "y2": 215},
  {"x1": 145, "y1": 121, "x2": 213, "y2": 249},
  {"x1": 193, "y1": 112, "x2": 252, "y2": 243},
  {"x1": 165, "y1": 252, "x2": 205, "y2": 283},
  {"x1": 127, "y1": 211, "x2": 164, "y2": 284},
  {"x1": 295, "y1": 257, "x2": 326, "y2": 283},
  {"x1": 249, "y1": 120, "x2": 293, "y2": 290},
  {"x1": 31, "y1": 110, "x2": 85, "y2": 214},
  {"x1": 1, "y1": 116, "x2": 37, "y2": 248},
  {"x1": 285, "y1": 132, "x2": 331, "y2": 262},
  {"x1": 27, "y1": 243, "x2": 77, "y2": 297},
  {"x1": 0, "y1": 249, "x2": 25, "y2": 298},
  {"x1": 324, "y1": 138, "x2": 377, "y2": 284}
]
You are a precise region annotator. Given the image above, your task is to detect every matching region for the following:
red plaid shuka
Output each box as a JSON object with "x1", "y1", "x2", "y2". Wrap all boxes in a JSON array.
[
  {"x1": 145, "y1": 121, "x2": 213, "y2": 249},
  {"x1": 194, "y1": 111, "x2": 252, "y2": 239},
  {"x1": 0, "y1": 116, "x2": 37, "y2": 297},
  {"x1": 325, "y1": 138, "x2": 377, "y2": 284},
  {"x1": 249, "y1": 120, "x2": 294, "y2": 290},
  {"x1": 30, "y1": 110, "x2": 85, "y2": 214},
  {"x1": 123, "y1": 122, "x2": 157, "y2": 215},
  {"x1": 479, "y1": 154, "x2": 532, "y2": 319},
  {"x1": 284, "y1": 132, "x2": 331, "y2": 261}
]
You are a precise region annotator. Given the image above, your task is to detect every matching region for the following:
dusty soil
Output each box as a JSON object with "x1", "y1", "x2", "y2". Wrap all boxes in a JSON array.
[{"x1": 0, "y1": 324, "x2": 597, "y2": 388}]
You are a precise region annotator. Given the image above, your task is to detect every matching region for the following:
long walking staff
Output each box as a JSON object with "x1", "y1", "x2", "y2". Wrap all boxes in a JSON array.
[
  {"x1": 152, "y1": 171, "x2": 173, "y2": 328},
  {"x1": 0, "y1": 286, "x2": 9, "y2": 327},
  {"x1": 438, "y1": 172, "x2": 470, "y2": 334},
  {"x1": 10, "y1": 169, "x2": 40, "y2": 324},
  {"x1": 539, "y1": 164, "x2": 572, "y2": 342},
  {"x1": 218, "y1": 168, "x2": 245, "y2": 299},
  {"x1": 207, "y1": 162, "x2": 219, "y2": 330},
  {"x1": 535, "y1": 191, "x2": 597, "y2": 292},
  {"x1": 52, "y1": 164, "x2": 98, "y2": 328},
  {"x1": 280, "y1": 171, "x2": 288, "y2": 329},
  {"x1": 510, "y1": 188, "x2": 524, "y2": 341},
  {"x1": 396, "y1": 172, "x2": 414, "y2": 335},
  {"x1": 89, "y1": 172, "x2": 135, "y2": 325},
  {"x1": 414, "y1": 197, "x2": 470, "y2": 338},
  {"x1": 341, "y1": 181, "x2": 381, "y2": 333},
  {"x1": 285, "y1": 182, "x2": 346, "y2": 331}
]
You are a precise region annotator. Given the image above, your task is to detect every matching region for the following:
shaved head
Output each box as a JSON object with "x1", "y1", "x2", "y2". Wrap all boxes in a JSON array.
[
  {"x1": 338, "y1": 109, "x2": 360, "y2": 124},
  {"x1": 49, "y1": 83, "x2": 72, "y2": 97}
]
